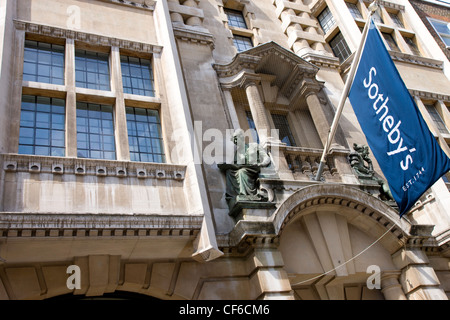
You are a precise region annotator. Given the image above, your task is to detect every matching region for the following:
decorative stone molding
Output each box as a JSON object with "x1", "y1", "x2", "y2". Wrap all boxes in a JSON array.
[
  {"x1": 0, "y1": 213, "x2": 202, "y2": 238},
  {"x1": 389, "y1": 50, "x2": 444, "y2": 70},
  {"x1": 409, "y1": 89, "x2": 450, "y2": 103},
  {"x1": 1, "y1": 154, "x2": 186, "y2": 181},
  {"x1": 13, "y1": 20, "x2": 162, "y2": 54},
  {"x1": 172, "y1": 26, "x2": 215, "y2": 48},
  {"x1": 97, "y1": 0, "x2": 156, "y2": 11}
]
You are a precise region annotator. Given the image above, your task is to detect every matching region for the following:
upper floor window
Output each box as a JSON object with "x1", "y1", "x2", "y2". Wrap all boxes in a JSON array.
[
  {"x1": 121, "y1": 55, "x2": 155, "y2": 97},
  {"x1": 381, "y1": 32, "x2": 400, "y2": 51},
  {"x1": 346, "y1": 2, "x2": 363, "y2": 20},
  {"x1": 19, "y1": 95, "x2": 66, "y2": 157},
  {"x1": 317, "y1": 7, "x2": 336, "y2": 34},
  {"x1": 271, "y1": 114, "x2": 296, "y2": 147},
  {"x1": 426, "y1": 104, "x2": 449, "y2": 134},
  {"x1": 428, "y1": 18, "x2": 450, "y2": 47},
  {"x1": 225, "y1": 9, "x2": 248, "y2": 29},
  {"x1": 126, "y1": 107, "x2": 165, "y2": 163},
  {"x1": 23, "y1": 40, "x2": 65, "y2": 85},
  {"x1": 75, "y1": 49, "x2": 110, "y2": 91},
  {"x1": 233, "y1": 35, "x2": 254, "y2": 52},
  {"x1": 329, "y1": 32, "x2": 351, "y2": 62},
  {"x1": 404, "y1": 36, "x2": 421, "y2": 56},
  {"x1": 76, "y1": 102, "x2": 116, "y2": 160},
  {"x1": 389, "y1": 12, "x2": 404, "y2": 29}
]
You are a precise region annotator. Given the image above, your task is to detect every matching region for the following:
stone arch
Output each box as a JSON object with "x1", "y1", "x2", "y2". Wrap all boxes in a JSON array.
[{"x1": 272, "y1": 184, "x2": 412, "y2": 300}]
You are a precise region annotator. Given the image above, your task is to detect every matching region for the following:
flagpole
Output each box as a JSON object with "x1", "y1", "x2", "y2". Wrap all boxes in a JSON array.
[{"x1": 314, "y1": 2, "x2": 378, "y2": 181}]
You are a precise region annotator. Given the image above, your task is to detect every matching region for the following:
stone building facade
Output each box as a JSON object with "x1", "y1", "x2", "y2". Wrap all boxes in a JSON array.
[{"x1": 0, "y1": 0, "x2": 449, "y2": 300}]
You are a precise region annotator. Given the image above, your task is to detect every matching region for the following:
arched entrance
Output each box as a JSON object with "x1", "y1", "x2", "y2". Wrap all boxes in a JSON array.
[{"x1": 273, "y1": 184, "x2": 411, "y2": 300}]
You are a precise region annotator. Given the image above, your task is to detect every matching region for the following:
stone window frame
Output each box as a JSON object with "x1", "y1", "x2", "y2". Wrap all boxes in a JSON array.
[{"x1": 10, "y1": 20, "x2": 169, "y2": 164}]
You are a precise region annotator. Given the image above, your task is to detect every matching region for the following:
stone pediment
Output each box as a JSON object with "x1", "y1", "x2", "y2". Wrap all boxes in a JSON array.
[{"x1": 214, "y1": 41, "x2": 323, "y2": 102}]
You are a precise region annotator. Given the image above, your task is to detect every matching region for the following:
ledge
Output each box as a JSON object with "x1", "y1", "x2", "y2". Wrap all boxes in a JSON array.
[
  {"x1": 0, "y1": 213, "x2": 203, "y2": 238},
  {"x1": 1, "y1": 154, "x2": 186, "y2": 181}
]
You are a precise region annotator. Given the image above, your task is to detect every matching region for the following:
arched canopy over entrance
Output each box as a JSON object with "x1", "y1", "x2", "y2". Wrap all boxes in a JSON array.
[{"x1": 272, "y1": 184, "x2": 412, "y2": 300}]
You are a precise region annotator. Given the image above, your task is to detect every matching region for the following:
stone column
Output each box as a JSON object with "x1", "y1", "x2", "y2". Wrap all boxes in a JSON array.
[
  {"x1": 392, "y1": 247, "x2": 448, "y2": 300},
  {"x1": 305, "y1": 92, "x2": 332, "y2": 148},
  {"x1": 381, "y1": 271, "x2": 407, "y2": 300},
  {"x1": 110, "y1": 46, "x2": 130, "y2": 161},
  {"x1": 222, "y1": 88, "x2": 241, "y2": 130},
  {"x1": 65, "y1": 38, "x2": 77, "y2": 158},
  {"x1": 248, "y1": 243, "x2": 295, "y2": 300},
  {"x1": 243, "y1": 80, "x2": 272, "y2": 145}
]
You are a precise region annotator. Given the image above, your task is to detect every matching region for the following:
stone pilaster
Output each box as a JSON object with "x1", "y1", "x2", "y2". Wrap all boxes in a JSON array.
[
  {"x1": 392, "y1": 247, "x2": 448, "y2": 300},
  {"x1": 247, "y1": 242, "x2": 295, "y2": 300}
]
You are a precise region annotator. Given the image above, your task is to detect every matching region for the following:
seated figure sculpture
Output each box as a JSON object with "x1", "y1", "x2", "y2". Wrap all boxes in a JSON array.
[{"x1": 218, "y1": 129, "x2": 271, "y2": 211}]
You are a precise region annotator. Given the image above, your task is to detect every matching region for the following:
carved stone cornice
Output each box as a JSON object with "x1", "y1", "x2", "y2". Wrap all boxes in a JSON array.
[
  {"x1": 213, "y1": 54, "x2": 262, "y2": 78},
  {"x1": 409, "y1": 89, "x2": 450, "y2": 103},
  {"x1": 388, "y1": 50, "x2": 443, "y2": 69},
  {"x1": 173, "y1": 26, "x2": 215, "y2": 49},
  {"x1": 13, "y1": 20, "x2": 162, "y2": 54},
  {"x1": 96, "y1": 0, "x2": 156, "y2": 11},
  {"x1": 0, "y1": 213, "x2": 202, "y2": 238}
]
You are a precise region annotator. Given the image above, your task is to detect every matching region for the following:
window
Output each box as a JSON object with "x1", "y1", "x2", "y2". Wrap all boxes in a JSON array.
[
  {"x1": 346, "y1": 2, "x2": 363, "y2": 20},
  {"x1": 19, "y1": 95, "x2": 65, "y2": 157},
  {"x1": 404, "y1": 36, "x2": 421, "y2": 56},
  {"x1": 75, "y1": 49, "x2": 110, "y2": 91},
  {"x1": 389, "y1": 12, "x2": 404, "y2": 29},
  {"x1": 121, "y1": 55, "x2": 155, "y2": 97},
  {"x1": 329, "y1": 32, "x2": 352, "y2": 62},
  {"x1": 23, "y1": 40, "x2": 65, "y2": 85},
  {"x1": 77, "y1": 102, "x2": 116, "y2": 160},
  {"x1": 426, "y1": 104, "x2": 448, "y2": 134},
  {"x1": 381, "y1": 32, "x2": 400, "y2": 51},
  {"x1": 225, "y1": 9, "x2": 248, "y2": 29},
  {"x1": 317, "y1": 7, "x2": 336, "y2": 34},
  {"x1": 126, "y1": 107, "x2": 165, "y2": 163},
  {"x1": 233, "y1": 35, "x2": 253, "y2": 52},
  {"x1": 245, "y1": 111, "x2": 259, "y2": 144},
  {"x1": 271, "y1": 114, "x2": 296, "y2": 147},
  {"x1": 428, "y1": 18, "x2": 450, "y2": 47}
]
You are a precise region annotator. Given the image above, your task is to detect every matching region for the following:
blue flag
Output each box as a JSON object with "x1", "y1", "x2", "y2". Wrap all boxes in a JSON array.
[{"x1": 348, "y1": 18, "x2": 450, "y2": 216}]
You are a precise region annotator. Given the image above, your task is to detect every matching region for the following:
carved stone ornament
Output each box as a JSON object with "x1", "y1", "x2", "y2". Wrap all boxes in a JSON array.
[{"x1": 348, "y1": 143, "x2": 395, "y2": 202}]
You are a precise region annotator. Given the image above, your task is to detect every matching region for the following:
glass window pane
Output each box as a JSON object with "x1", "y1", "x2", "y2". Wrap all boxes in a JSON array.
[
  {"x1": 23, "y1": 41, "x2": 65, "y2": 85},
  {"x1": 271, "y1": 114, "x2": 296, "y2": 147},
  {"x1": 76, "y1": 102, "x2": 116, "y2": 160},
  {"x1": 126, "y1": 106, "x2": 165, "y2": 163},
  {"x1": 75, "y1": 49, "x2": 110, "y2": 91},
  {"x1": 19, "y1": 95, "x2": 66, "y2": 156},
  {"x1": 318, "y1": 7, "x2": 336, "y2": 34},
  {"x1": 120, "y1": 55, "x2": 155, "y2": 97},
  {"x1": 329, "y1": 32, "x2": 352, "y2": 62}
]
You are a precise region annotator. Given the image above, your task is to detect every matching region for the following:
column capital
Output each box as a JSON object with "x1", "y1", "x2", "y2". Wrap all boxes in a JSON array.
[{"x1": 240, "y1": 73, "x2": 262, "y2": 90}]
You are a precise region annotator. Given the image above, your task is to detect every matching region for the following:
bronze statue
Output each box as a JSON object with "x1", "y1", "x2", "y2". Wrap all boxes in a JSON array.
[{"x1": 218, "y1": 129, "x2": 271, "y2": 209}]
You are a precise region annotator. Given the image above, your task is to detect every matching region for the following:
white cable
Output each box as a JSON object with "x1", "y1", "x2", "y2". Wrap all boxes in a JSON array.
[{"x1": 291, "y1": 223, "x2": 396, "y2": 287}]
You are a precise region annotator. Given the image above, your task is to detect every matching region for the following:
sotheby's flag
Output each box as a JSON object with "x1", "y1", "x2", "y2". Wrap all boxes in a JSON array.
[{"x1": 348, "y1": 18, "x2": 450, "y2": 216}]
